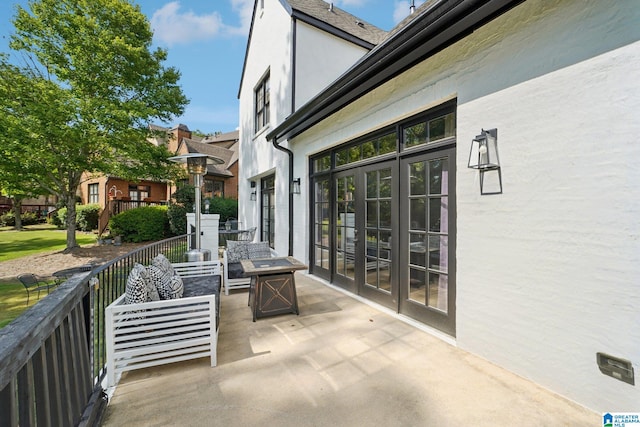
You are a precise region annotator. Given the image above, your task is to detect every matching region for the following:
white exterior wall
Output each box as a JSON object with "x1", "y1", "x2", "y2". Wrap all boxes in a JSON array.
[
  {"x1": 238, "y1": 0, "x2": 293, "y2": 252},
  {"x1": 288, "y1": 0, "x2": 640, "y2": 412},
  {"x1": 295, "y1": 21, "x2": 370, "y2": 109},
  {"x1": 239, "y1": 0, "x2": 375, "y2": 254}
]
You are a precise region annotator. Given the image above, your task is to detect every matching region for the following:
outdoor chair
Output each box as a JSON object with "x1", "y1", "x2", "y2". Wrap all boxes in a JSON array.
[
  {"x1": 237, "y1": 226, "x2": 257, "y2": 242},
  {"x1": 18, "y1": 273, "x2": 54, "y2": 305}
]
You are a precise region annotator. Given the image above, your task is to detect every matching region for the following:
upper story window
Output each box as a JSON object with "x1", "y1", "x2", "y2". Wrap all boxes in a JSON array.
[
  {"x1": 88, "y1": 183, "x2": 99, "y2": 204},
  {"x1": 254, "y1": 72, "x2": 270, "y2": 133}
]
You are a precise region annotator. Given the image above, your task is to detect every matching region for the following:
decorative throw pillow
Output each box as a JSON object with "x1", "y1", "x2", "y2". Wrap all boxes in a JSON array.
[
  {"x1": 226, "y1": 240, "x2": 249, "y2": 262},
  {"x1": 247, "y1": 242, "x2": 272, "y2": 259},
  {"x1": 166, "y1": 274, "x2": 184, "y2": 299},
  {"x1": 148, "y1": 264, "x2": 173, "y2": 300},
  {"x1": 125, "y1": 263, "x2": 159, "y2": 304},
  {"x1": 152, "y1": 253, "x2": 175, "y2": 276}
]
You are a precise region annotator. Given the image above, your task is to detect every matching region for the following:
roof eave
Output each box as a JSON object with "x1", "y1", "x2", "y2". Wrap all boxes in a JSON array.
[{"x1": 266, "y1": 0, "x2": 525, "y2": 142}]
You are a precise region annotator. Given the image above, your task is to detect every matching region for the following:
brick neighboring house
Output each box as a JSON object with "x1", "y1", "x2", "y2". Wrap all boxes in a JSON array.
[
  {"x1": 0, "y1": 194, "x2": 58, "y2": 218},
  {"x1": 174, "y1": 131, "x2": 240, "y2": 200},
  {"x1": 80, "y1": 123, "x2": 239, "y2": 234}
]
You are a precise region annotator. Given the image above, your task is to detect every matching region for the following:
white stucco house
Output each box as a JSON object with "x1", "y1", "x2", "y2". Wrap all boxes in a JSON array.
[{"x1": 237, "y1": 0, "x2": 639, "y2": 412}]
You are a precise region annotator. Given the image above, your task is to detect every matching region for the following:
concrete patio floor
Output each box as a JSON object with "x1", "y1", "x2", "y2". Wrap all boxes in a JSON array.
[{"x1": 102, "y1": 274, "x2": 598, "y2": 426}]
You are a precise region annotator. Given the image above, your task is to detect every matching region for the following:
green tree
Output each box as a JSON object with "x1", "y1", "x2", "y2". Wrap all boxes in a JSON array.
[
  {"x1": 0, "y1": 0, "x2": 187, "y2": 250},
  {"x1": 0, "y1": 148, "x2": 50, "y2": 230}
]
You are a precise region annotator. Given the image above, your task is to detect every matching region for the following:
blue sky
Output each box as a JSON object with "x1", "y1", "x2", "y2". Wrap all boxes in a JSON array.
[{"x1": 0, "y1": 0, "x2": 424, "y2": 134}]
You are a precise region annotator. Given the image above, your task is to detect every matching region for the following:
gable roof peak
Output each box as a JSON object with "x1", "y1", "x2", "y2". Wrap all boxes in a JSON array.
[{"x1": 285, "y1": 0, "x2": 387, "y2": 45}]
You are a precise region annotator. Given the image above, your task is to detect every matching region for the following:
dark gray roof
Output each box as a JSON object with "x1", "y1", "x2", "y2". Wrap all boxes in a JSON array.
[
  {"x1": 171, "y1": 123, "x2": 190, "y2": 132},
  {"x1": 286, "y1": 0, "x2": 387, "y2": 45},
  {"x1": 183, "y1": 139, "x2": 234, "y2": 177},
  {"x1": 201, "y1": 130, "x2": 239, "y2": 145}
]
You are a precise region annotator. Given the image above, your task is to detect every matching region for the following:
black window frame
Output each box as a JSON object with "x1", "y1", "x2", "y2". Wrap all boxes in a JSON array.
[{"x1": 254, "y1": 72, "x2": 270, "y2": 133}]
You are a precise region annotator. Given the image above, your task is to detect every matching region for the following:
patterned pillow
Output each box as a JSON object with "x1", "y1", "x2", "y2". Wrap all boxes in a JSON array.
[
  {"x1": 226, "y1": 241, "x2": 249, "y2": 262},
  {"x1": 247, "y1": 242, "x2": 272, "y2": 259},
  {"x1": 148, "y1": 264, "x2": 174, "y2": 300},
  {"x1": 152, "y1": 253, "x2": 175, "y2": 276},
  {"x1": 125, "y1": 263, "x2": 159, "y2": 304},
  {"x1": 166, "y1": 274, "x2": 184, "y2": 299}
]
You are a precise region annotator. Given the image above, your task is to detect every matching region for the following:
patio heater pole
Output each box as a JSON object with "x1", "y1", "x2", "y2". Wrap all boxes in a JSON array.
[
  {"x1": 168, "y1": 153, "x2": 224, "y2": 261},
  {"x1": 193, "y1": 170, "x2": 203, "y2": 251}
]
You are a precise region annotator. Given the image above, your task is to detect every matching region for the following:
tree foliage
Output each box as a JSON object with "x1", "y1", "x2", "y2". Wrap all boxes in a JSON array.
[
  {"x1": 0, "y1": 0, "x2": 188, "y2": 249},
  {"x1": 167, "y1": 184, "x2": 195, "y2": 236}
]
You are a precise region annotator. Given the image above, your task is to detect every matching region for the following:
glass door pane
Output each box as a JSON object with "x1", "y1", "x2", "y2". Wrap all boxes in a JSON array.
[
  {"x1": 335, "y1": 174, "x2": 356, "y2": 284},
  {"x1": 407, "y1": 158, "x2": 449, "y2": 311},
  {"x1": 261, "y1": 175, "x2": 275, "y2": 247},
  {"x1": 313, "y1": 178, "x2": 330, "y2": 275},
  {"x1": 401, "y1": 147, "x2": 455, "y2": 336},
  {"x1": 364, "y1": 168, "x2": 393, "y2": 294}
]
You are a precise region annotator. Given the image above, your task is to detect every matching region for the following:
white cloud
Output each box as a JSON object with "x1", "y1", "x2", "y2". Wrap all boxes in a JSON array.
[
  {"x1": 229, "y1": 0, "x2": 253, "y2": 36},
  {"x1": 393, "y1": 1, "x2": 410, "y2": 24},
  {"x1": 151, "y1": 2, "x2": 224, "y2": 46},
  {"x1": 393, "y1": 0, "x2": 425, "y2": 25}
]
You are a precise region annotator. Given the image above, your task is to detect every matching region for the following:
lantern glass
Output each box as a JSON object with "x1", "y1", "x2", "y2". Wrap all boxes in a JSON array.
[
  {"x1": 468, "y1": 128, "x2": 499, "y2": 170},
  {"x1": 187, "y1": 156, "x2": 208, "y2": 175},
  {"x1": 292, "y1": 178, "x2": 301, "y2": 194}
]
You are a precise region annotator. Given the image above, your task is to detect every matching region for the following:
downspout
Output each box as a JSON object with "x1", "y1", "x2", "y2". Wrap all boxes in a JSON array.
[{"x1": 272, "y1": 137, "x2": 294, "y2": 256}]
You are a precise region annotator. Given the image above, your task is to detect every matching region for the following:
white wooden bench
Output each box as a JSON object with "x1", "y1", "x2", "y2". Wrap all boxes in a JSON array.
[{"x1": 106, "y1": 260, "x2": 221, "y2": 388}]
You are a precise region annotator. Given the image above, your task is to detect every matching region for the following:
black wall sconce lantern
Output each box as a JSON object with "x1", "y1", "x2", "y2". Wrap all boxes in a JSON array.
[
  {"x1": 468, "y1": 128, "x2": 502, "y2": 195},
  {"x1": 250, "y1": 181, "x2": 257, "y2": 201},
  {"x1": 292, "y1": 178, "x2": 301, "y2": 194}
]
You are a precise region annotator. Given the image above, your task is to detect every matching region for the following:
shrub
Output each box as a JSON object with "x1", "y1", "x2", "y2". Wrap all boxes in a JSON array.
[
  {"x1": 76, "y1": 204, "x2": 100, "y2": 231},
  {"x1": 51, "y1": 207, "x2": 67, "y2": 229},
  {"x1": 206, "y1": 197, "x2": 238, "y2": 224},
  {"x1": 1, "y1": 211, "x2": 41, "y2": 227},
  {"x1": 46, "y1": 203, "x2": 100, "y2": 231},
  {"x1": 0, "y1": 211, "x2": 15, "y2": 227},
  {"x1": 109, "y1": 206, "x2": 170, "y2": 243},
  {"x1": 21, "y1": 212, "x2": 39, "y2": 226}
]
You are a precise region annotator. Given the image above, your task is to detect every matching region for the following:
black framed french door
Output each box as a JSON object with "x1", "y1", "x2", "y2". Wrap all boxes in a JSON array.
[
  {"x1": 399, "y1": 147, "x2": 456, "y2": 335},
  {"x1": 332, "y1": 170, "x2": 357, "y2": 293},
  {"x1": 260, "y1": 174, "x2": 275, "y2": 248},
  {"x1": 311, "y1": 177, "x2": 331, "y2": 281},
  {"x1": 359, "y1": 161, "x2": 397, "y2": 308},
  {"x1": 331, "y1": 161, "x2": 397, "y2": 309},
  {"x1": 309, "y1": 99, "x2": 458, "y2": 335}
]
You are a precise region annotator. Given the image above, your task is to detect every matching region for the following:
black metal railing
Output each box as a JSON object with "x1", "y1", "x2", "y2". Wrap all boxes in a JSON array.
[{"x1": 0, "y1": 234, "x2": 189, "y2": 426}]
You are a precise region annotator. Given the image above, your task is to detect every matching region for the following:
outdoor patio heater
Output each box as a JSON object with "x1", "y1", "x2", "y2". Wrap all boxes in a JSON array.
[{"x1": 168, "y1": 153, "x2": 224, "y2": 262}]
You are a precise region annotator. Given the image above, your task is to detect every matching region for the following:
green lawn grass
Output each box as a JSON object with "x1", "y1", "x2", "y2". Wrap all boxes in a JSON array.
[
  {"x1": 0, "y1": 281, "x2": 53, "y2": 328},
  {"x1": 0, "y1": 224, "x2": 96, "y2": 262},
  {"x1": 0, "y1": 224, "x2": 97, "y2": 327}
]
